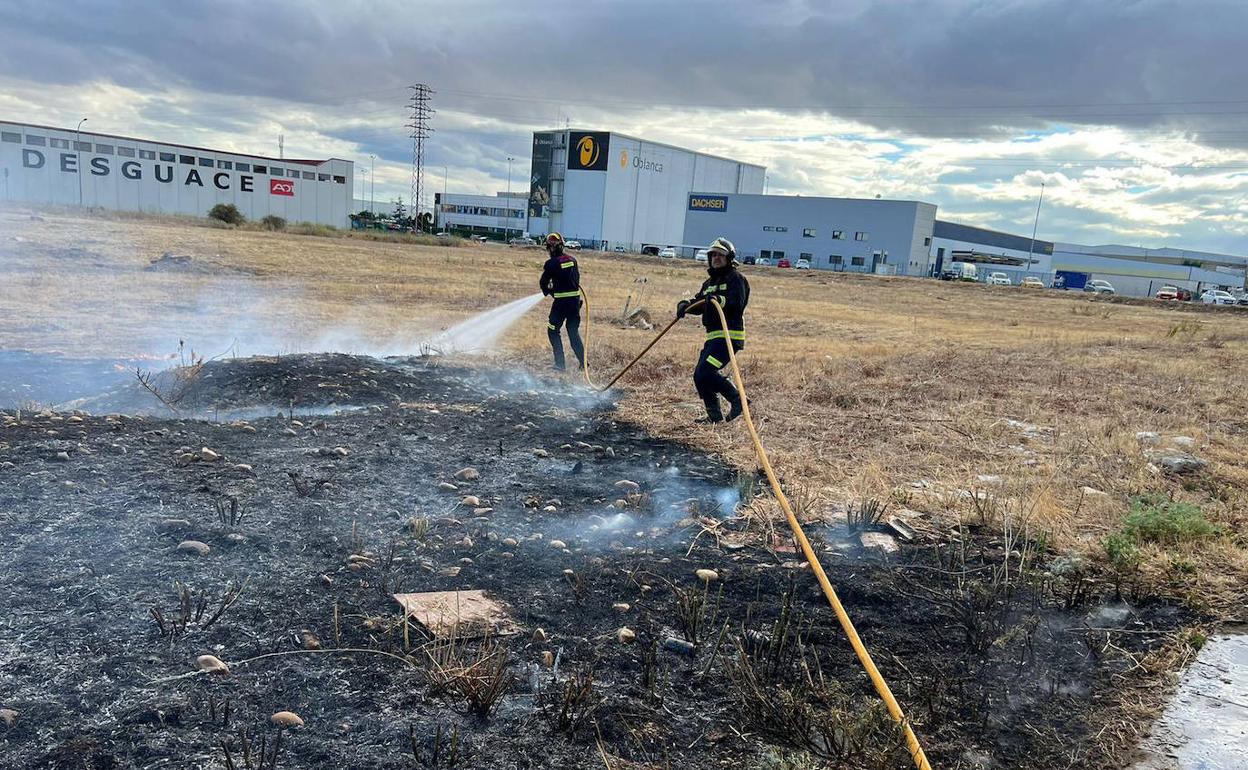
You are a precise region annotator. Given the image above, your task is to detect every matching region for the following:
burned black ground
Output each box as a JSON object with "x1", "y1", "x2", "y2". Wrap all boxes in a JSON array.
[{"x1": 0, "y1": 354, "x2": 1193, "y2": 769}]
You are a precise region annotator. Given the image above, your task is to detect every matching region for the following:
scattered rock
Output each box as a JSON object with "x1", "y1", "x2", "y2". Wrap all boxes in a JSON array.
[
  {"x1": 858, "y1": 531, "x2": 899, "y2": 555},
  {"x1": 560, "y1": 443, "x2": 573, "y2": 451},
  {"x1": 200, "y1": 448, "x2": 221, "y2": 462},
  {"x1": 615, "y1": 480, "x2": 640, "y2": 492},
  {"x1": 461, "y1": 495, "x2": 481, "y2": 507},
  {"x1": 543, "y1": 505, "x2": 556, "y2": 512},
  {"x1": 225, "y1": 533, "x2": 247, "y2": 544},
  {"x1": 617, "y1": 627, "x2": 636, "y2": 644},
  {"x1": 54, "y1": 451, "x2": 70, "y2": 462},
  {"x1": 239, "y1": 424, "x2": 258, "y2": 434},
  {"x1": 975, "y1": 474, "x2": 1002, "y2": 486},
  {"x1": 1145, "y1": 449, "x2": 1208, "y2": 474},
  {"x1": 196, "y1": 654, "x2": 230, "y2": 675},
  {"x1": 532, "y1": 628, "x2": 549, "y2": 644},
  {"x1": 177, "y1": 540, "x2": 211, "y2": 556},
  {"x1": 541, "y1": 651, "x2": 555, "y2": 667},
  {"x1": 233, "y1": 463, "x2": 253, "y2": 474},
  {"x1": 613, "y1": 499, "x2": 628, "y2": 509},
  {"x1": 502, "y1": 537, "x2": 518, "y2": 547},
  {"x1": 662, "y1": 637, "x2": 696, "y2": 656},
  {"x1": 1170, "y1": 436, "x2": 1196, "y2": 449},
  {"x1": 67, "y1": 415, "x2": 84, "y2": 424},
  {"x1": 695, "y1": 568, "x2": 719, "y2": 583},
  {"x1": 473, "y1": 507, "x2": 494, "y2": 515},
  {"x1": 459, "y1": 536, "x2": 474, "y2": 548},
  {"x1": 1135, "y1": 431, "x2": 1161, "y2": 444},
  {"x1": 1080, "y1": 486, "x2": 1109, "y2": 497},
  {"x1": 271, "y1": 711, "x2": 304, "y2": 728},
  {"x1": 549, "y1": 539, "x2": 567, "y2": 550},
  {"x1": 0, "y1": 708, "x2": 15, "y2": 727},
  {"x1": 533, "y1": 448, "x2": 549, "y2": 458},
  {"x1": 454, "y1": 467, "x2": 480, "y2": 481},
  {"x1": 301, "y1": 630, "x2": 321, "y2": 650},
  {"x1": 282, "y1": 428, "x2": 298, "y2": 437},
  {"x1": 156, "y1": 518, "x2": 192, "y2": 533},
  {"x1": 438, "y1": 482, "x2": 458, "y2": 491},
  {"x1": 612, "y1": 602, "x2": 631, "y2": 613}
]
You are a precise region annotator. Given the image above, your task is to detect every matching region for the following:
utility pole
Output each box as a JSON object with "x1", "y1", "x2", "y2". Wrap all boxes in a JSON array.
[
  {"x1": 442, "y1": 165, "x2": 448, "y2": 231},
  {"x1": 75, "y1": 117, "x2": 88, "y2": 206},
  {"x1": 278, "y1": 134, "x2": 284, "y2": 159},
  {"x1": 369, "y1": 153, "x2": 376, "y2": 214},
  {"x1": 406, "y1": 83, "x2": 436, "y2": 221},
  {"x1": 506, "y1": 156, "x2": 514, "y2": 240},
  {"x1": 1026, "y1": 181, "x2": 1045, "y2": 278}
]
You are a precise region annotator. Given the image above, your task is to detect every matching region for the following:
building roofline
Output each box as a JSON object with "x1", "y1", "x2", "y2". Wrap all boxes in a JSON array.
[
  {"x1": 717, "y1": 192, "x2": 936, "y2": 207},
  {"x1": 1, "y1": 119, "x2": 350, "y2": 166},
  {"x1": 537, "y1": 128, "x2": 767, "y2": 171}
]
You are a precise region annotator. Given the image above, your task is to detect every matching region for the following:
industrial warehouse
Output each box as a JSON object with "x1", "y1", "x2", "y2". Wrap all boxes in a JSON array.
[{"x1": 0, "y1": 120, "x2": 354, "y2": 227}]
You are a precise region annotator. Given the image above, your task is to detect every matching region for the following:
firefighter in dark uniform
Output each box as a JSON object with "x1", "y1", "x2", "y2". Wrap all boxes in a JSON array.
[
  {"x1": 539, "y1": 232, "x2": 585, "y2": 371},
  {"x1": 676, "y1": 237, "x2": 750, "y2": 423}
]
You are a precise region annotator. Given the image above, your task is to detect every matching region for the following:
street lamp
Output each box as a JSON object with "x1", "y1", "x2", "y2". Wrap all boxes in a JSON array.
[
  {"x1": 369, "y1": 154, "x2": 375, "y2": 214},
  {"x1": 505, "y1": 156, "x2": 514, "y2": 240},
  {"x1": 75, "y1": 117, "x2": 88, "y2": 206}
]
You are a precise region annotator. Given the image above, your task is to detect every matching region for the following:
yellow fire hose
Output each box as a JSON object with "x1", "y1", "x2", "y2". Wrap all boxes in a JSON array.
[{"x1": 575, "y1": 287, "x2": 932, "y2": 770}]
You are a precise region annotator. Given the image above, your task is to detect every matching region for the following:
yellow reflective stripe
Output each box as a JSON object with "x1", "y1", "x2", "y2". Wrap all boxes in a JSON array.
[
  {"x1": 547, "y1": 323, "x2": 557, "y2": 330},
  {"x1": 552, "y1": 290, "x2": 580, "y2": 298},
  {"x1": 705, "y1": 355, "x2": 723, "y2": 368},
  {"x1": 560, "y1": 261, "x2": 576, "y2": 268},
  {"x1": 718, "y1": 283, "x2": 727, "y2": 290},
  {"x1": 706, "y1": 330, "x2": 746, "y2": 341}
]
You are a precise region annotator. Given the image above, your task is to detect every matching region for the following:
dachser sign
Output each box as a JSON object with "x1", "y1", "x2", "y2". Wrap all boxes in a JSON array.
[
  {"x1": 17, "y1": 149, "x2": 298, "y2": 195},
  {"x1": 688, "y1": 195, "x2": 728, "y2": 212}
]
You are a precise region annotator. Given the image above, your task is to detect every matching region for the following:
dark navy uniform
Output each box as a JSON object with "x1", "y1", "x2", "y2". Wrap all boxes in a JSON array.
[
  {"x1": 681, "y1": 263, "x2": 749, "y2": 422},
  {"x1": 540, "y1": 250, "x2": 584, "y2": 370}
]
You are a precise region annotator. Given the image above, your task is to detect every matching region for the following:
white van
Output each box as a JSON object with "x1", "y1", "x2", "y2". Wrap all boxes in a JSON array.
[{"x1": 942, "y1": 262, "x2": 978, "y2": 282}]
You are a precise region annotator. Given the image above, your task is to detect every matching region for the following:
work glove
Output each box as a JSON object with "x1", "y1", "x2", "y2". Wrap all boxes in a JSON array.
[{"x1": 676, "y1": 299, "x2": 690, "y2": 319}]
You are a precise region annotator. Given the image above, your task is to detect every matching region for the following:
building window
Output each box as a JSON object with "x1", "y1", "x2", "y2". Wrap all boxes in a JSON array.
[
  {"x1": 761, "y1": 250, "x2": 771, "y2": 258},
  {"x1": 923, "y1": 236, "x2": 932, "y2": 246},
  {"x1": 800, "y1": 252, "x2": 812, "y2": 260},
  {"x1": 776, "y1": 226, "x2": 789, "y2": 232},
  {"x1": 773, "y1": 251, "x2": 785, "y2": 259},
  {"x1": 235, "y1": 162, "x2": 250, "y2": 172},
  {"x1": 854, "y1": 231, "x2": 869, "y2": 241},
  {"x1": 830, "y1": 255, "x2": 843, "y2": 265},
  {"x1": 289, "y1": 169, "x2": 301, "y2": 178},
  {"x1": 94, "y1": 144, "x2": 114, "y2": 154},
  {"x1": 802, "y1": 228, "x2": 816, "y2": 237},
  {"x1": 253, "y1": 165, "x2": 267, "y2": 174},
  {"x1": 74, "y1": 141, "x2": 91, "y2": 151},
  {"x1": 157, "y1": 151, "x2": 173, "y2": 161},
  {"x1": 217, "y1": 160, "x2": 233, "y2": 169},
  {"x1": 179, "y1": 154, "x2": 194, "y2": 164},
  {"x1": 333, "y1": 175, "x2": 345, "y2": 184},
  {"x1": 25, "y1": 135, "x2": 46, "y2": 146},
  {"x1": 831, "y1": 229, "x2": 844, "y2": 239},
  {"x1": 763, "y1": 226, "x2": 774, "y2": 232},
  {"x1": 117, "y1": 147, "x2": 136, "y2": 157},
  {"x1": 852, "y1": 256, "x2": 865, "y2": 266},
  {"x1": 269, "y1": 167, "x2": 283, "y2": 175},
  {"x1": 1, "y1": 131, "x2": 21, "y2": 143},
  {"x1": 198, "y1": 157, "x2": 214, "y2": 167},
  {"x1": 317, "y1": 173, "x2": 330, "y2": 182},
  {"x1": 50, "y1": 138, "x2": 70, "y2": 149},
  {"x1": 302, "y1": 171, "x2": 315, "y2": 180}
]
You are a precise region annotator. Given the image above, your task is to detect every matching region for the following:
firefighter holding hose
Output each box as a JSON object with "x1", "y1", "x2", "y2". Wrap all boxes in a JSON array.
[
  {"x1": 539, "y1": 232, "x2": 585, "y2": 371},
  {"x1": 676, "y1": 237, "x2": 750, "y2": 423}
]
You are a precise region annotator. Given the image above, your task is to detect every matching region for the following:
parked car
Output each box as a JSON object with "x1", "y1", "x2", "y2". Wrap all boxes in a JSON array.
[
  {"x1": 508, "y1": 236, "x2": 536, "y2": 247},
  {"x1": 1083, "y1": 279, "x2": 1115, "y2": 295},
  {"x1": 777, "y1": 258, "x2": 792, "y2": 268},
  {"x1": 1176, "y1": 288, "x2": 1193, "y2": 301},
  {"x1": 1020, "y1": 276, "x2": 1045, "y2": 288},
  {"x1": 1155, "y1": 286, "x2": 1180, "y2": 300},
  {"x1": 565, "y1": 240, "x2": 582, "y2": 250},
  {"x1": 470, "y1": 235, "x2": 488, "y2": 243},
  {"x1": 741, "y1": 255, "x2": 757, "y2": 265},
  {"x1": 694, "y1": 249, "x2": 709, "y2": 262},
  {"x1": 658, "y1": 247, "x2": 677, "y2": 259},
  {"x1": 435, "y1": 231, "x2": 451, "y2": 238},
  {"x1": 755, "y1": 257, "x2": 772, "y2": 267},
  {"x1": 1235, "y1": 292, "x2": 1248, "y2": 306},
  {"x1": 987, "y1": 272, "x2": 1012, "y2": 286},
  {"x1": 795, "y1": 258, "x2": 811, "y2": 270},
  {"x1": 1201, "y1": 289, "x2": 1236, "y2": 305},
  {"x1": 940, "y1": 261, "x2": 978, "y2": 282},
  {"x1": 614, "y1": 246, "x2": 627, "y2": 253}
]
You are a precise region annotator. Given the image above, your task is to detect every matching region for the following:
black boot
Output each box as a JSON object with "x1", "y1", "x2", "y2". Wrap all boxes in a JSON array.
[
  {"x1": 725, "y1": 396, "x2": 745, "y2": 422},
  {"x1": 696, "y1": 396, "x2": 724, "y2": 424}
]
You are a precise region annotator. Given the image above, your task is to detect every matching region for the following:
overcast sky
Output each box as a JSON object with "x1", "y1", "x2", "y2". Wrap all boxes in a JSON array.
[{"x1": 2, "y1": 0, "x2": 1247, "y2": 252}]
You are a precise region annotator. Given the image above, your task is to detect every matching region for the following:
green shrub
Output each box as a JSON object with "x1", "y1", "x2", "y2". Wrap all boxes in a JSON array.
[
  {"x1": 1124, "y1": 495, "x2": 1220, "y2": 545},
  {"x1": 207, "y1": 203, "x2": 245, "y2": 225},
  {"x1": 260, "y1": 214, "x2": 286, "y2": 231}
]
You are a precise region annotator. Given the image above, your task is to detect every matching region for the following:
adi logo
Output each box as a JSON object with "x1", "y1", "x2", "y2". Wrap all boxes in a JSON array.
[{"x1": 568, "y1": 131, "x2": 609, "y2": 171}]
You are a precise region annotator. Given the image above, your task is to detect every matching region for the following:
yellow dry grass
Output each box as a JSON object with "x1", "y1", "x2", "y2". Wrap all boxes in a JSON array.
[{"x1": 1, "y1": 204, "x2": 1245, "y2": 613}]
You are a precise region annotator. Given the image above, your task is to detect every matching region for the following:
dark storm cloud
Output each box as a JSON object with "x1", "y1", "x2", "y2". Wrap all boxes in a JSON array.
[{"x1": 2, "y1": 0, "x2": 1246, "y2": 140}]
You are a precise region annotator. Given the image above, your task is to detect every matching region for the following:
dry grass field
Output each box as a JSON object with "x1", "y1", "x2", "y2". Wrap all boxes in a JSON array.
[
  {"x1": 3, "y1": 206, "x2": 1245, "y2": 604},
  {"x1": 2, "y1": 205, "x2": 1246, "y2": 764}
]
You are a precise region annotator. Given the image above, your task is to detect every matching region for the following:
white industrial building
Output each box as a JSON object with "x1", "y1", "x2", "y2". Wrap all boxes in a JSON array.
[
  {"x1": 434, "y1": 192, "x2": 527, "y2": 239},
  {"x1": 526, "y1": 129, "x2": 765, "y2": 251},
  {"x1": 930, "y1": 220, "x2": 1055, "y2": 279},
  {"x1": 0, "y1": 120, "x2": 353, "y2": 227},
  {"x1": 683, "y1": 194, "x2": 937, "y2": 275}
]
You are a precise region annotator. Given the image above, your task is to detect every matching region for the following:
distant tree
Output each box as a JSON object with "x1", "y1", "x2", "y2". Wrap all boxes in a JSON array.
[{"x1": 260, "y1": 215, "x2": 286, "y2": 231}]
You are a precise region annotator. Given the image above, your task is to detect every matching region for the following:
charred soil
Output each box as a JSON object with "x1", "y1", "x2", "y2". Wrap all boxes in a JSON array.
[{"x1": 0, "y1": 354, "x2": 1198, "y2": 769}]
